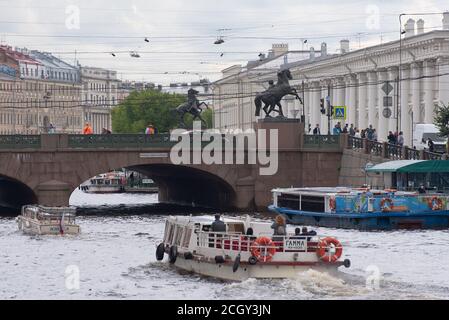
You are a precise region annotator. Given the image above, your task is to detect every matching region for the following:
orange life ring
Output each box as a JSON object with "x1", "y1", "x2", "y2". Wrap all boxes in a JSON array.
[
  {"x1": 380, "y1": 198, "x2": 394, "y2": 212},
  {"x1": 250, "y1": 237, "x2": 277, "y2": 262},
  {"x1": 316, "y1": 237, "x2": 343, "y2": 263},
  {"x1": 428, "y1": 197, "x2": 444, "y2": 211},
  {"x1": 329, "y1": 197, "x2": 337, "y2": 211}
]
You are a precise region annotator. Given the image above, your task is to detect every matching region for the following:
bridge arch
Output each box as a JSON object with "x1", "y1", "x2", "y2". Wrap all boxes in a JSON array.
[
  {"x1": 0, "y1": 174, "x2": 38, "y2": 215},
  {"x1": 68, "y1": 155, "x2": 241, "y2": 210}
]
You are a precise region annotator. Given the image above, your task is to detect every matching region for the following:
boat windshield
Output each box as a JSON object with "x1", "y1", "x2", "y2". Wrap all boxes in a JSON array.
[{"x1": 422, "y1": 133, "x2": 446, "y2": 143}]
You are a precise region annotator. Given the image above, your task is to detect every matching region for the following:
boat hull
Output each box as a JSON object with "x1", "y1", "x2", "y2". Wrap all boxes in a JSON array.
[
  {"x1": 17, "y1": 217, "x2": 80, "y2": 235},
  {"x1": 269, "y1": 206, "x2": 449, "y2": 230},
  {"x1": 84, "y1": 186, "x2": 124, "y2": 194},
  {"x1": 172, "y1": 257, "x2": 341, "y2": 281}
]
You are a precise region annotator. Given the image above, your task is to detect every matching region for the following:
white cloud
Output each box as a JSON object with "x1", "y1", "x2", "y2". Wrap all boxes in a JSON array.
[{"x1": 0, "y1": 0, "x2": 448, "y2": 84}]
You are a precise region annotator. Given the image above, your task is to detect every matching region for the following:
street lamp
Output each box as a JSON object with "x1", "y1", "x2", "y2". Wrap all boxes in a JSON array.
[{"x1": 411, "y1": 110, "x2": 414, "y2": 148}]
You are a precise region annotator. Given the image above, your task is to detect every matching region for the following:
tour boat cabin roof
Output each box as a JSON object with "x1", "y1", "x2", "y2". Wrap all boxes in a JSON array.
[{"x1": 272, "y1": 187, "x2": 418, "y2": 197}]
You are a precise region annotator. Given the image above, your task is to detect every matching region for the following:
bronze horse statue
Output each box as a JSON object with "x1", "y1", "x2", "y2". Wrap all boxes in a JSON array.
[
  {"x1": 254, "y1": 69, "x2": 302, "y2": 118},
  {"x1": 174, "y1": 88, "x2": 209, "y2": 128}
]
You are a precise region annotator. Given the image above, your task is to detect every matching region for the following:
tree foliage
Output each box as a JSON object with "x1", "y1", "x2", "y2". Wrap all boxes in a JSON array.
[
  {"x1": 434, "y1": 103, "x2": 449, "y2": 137},
  {"x1": 112, "y1": 89, "x2": 213, "y2": 133}
]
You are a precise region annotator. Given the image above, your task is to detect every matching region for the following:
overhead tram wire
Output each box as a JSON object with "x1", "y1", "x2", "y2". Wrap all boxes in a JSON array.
[
  {"x1": 4, "y1": 60, "x2": 449, "y2": 96},
  {"x1": 2, "y1": 24, "x2": 442, "y2": 42},
  {"x1": 4, "y1": 67, "x2": 449, "y2": 108}
]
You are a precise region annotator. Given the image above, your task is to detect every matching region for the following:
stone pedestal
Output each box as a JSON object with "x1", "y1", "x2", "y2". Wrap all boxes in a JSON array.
[
  {"x1": 235, "y1": 176, "x2": 255, "y2": 210},
  {"x1": 254, "y1": 118, "x2": 304, "y2": 150},
  {"x1": 36, "y1": 180, "x2": 72, "y2": 207}
]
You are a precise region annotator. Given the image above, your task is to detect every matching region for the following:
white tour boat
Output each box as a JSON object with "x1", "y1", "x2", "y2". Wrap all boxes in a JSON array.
[
  {"x1": 16, "y1": 205, "x2": 80, "y2": 235},
  {"x1": 156, "y1": 215, "x2": 350, "y2": 281},
  {"x1": 81, "y1": 172, "x2": 126, "y2": 194}
]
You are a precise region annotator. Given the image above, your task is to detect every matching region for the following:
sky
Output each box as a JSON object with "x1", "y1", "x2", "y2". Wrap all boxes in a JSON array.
[{"x1": 0, "y1": 0, "x2": 448, "y2": 85}]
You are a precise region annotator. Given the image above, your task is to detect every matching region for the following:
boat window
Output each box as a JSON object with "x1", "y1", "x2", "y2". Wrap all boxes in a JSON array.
[
  {"x1": 182, "y1": 228, "x2": 192, "y2": 247},
  {"x1": 202, "y1": 225, "x2": 212, "y2": 232},
  {"x1": 278, "y1": 193, "x2": 300, "y2": 210},
  {"x1": 301, "y1": 195, "x2": 325, "y2": 213},
  {"x1": 226, "y1": 223, "x2": 244, "y2": 234},
  {"x1": 163, "y1": 221, "x2": 170, "y2": 242},
  {"x1": 174, "y1": 226, "x2": 183, "y2": 246},
  {"x1": 166, "y1": 223, "x2": 175, "y2": 243}
]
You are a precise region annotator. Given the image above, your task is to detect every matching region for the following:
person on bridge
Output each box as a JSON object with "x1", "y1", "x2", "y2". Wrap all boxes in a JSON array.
[
  {"x1": 83, "y1": 122, "x2": 93, "y2": 135},
  {"x1": 313, "y1": 124, "x2": 321, "y2": 135},
  {"x1": 145, "y1": 124, "x2": 155, "y2": 135},
  {"x1": 428, "y1": 138, "x2": 435, "y2": 153},
  {"x1": 397, "y1": 132, "x2": 404, "y2": 147}
]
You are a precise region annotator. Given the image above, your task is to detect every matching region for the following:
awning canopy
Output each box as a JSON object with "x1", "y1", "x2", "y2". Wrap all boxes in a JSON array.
[{"x1": 366, "y1": 160, "x2": 449, "y2": 173}]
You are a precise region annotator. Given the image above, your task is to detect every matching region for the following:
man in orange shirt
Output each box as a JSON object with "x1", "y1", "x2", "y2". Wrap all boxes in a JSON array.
[{"x1": 83, "y1": 122, "x2": 93, "y2": 135}]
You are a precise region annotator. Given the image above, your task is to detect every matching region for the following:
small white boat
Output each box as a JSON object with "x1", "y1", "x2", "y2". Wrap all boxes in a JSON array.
[
  {"x1": 16, "y1": 205, "x2": 80, "y2": 235},
  {"x1": 156, "y1": 215, "x2": 350, "y2": 281},
  {"x1": 82, "y1": 172, "x2": 126, "y2": 194}
]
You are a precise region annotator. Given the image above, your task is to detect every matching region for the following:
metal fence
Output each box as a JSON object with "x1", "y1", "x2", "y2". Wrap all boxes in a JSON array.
[
  {"x1": 386, "y1": 143, "x2": 403, "y2": 160},
  {"x1": 347, "y1": 135, "x2": 445, "y2": 161},
  {"x1": 0, "y1": 135, "x2": 41, "y2": 149},
  {"x1": 67, "y1": 134, "x2": 175, "y2": 149},
  {"x1": 405, "y1": 147, "x2": 421, "y2": 160},
  {"x1": 348, "y1": 136, "x2": 364, "y2": 150},
  {"x1": 303, "y1": 135, "x2": 341, "y2": 149}
]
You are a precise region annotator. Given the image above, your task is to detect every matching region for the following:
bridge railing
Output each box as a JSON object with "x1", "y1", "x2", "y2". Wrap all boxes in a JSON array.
[
  {"x1": 386, "y1": 143, "x2": 403, "y2": 160},
  {"x1": 404, "y1": 147, "x2": 421, "y2": 160},
  {"x1": 348, "y1": 136, "x2": 364, "y2": 150},
  {"x1": 345, "y1": 134, "x2": 446, "y2": 161},
  {"x1": 424, "y1": 150, "x2": 443, "y2": 160},
  {"x1": 67, "y1": 134, "x2": 176, "y2": 149},
  {"x1": 0, "y1": 135, "x2": 41, "y2": 149},
  {"x1": 303, "y1": 135, "x2": 341, "y2": 149},
  {"x1": 366, "y1": 140, "x2": 384, "y2": 157}
]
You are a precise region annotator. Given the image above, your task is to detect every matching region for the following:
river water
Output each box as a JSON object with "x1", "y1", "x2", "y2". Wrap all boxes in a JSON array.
[{"x1": 1, "y1": 189, "x2": 448, "y2": 300}]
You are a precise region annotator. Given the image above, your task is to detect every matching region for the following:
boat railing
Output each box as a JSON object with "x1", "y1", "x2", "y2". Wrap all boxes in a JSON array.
[{"x1": 196, "y1": 231, "x2": 320, "y2": 253}]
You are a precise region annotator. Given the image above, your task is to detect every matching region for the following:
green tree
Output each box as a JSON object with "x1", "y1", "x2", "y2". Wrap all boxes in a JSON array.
[
  {"x1": 434, "y1": 103, "x2": 449, "y2": 137},
  {"x1": 112, "y1": 89, "x2": 213, "y2": 133}
]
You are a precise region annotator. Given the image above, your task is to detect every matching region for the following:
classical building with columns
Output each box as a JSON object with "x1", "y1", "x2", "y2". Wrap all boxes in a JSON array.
[
  {"x1": 80, "y1": 66, "x2": 120, "y2": 134},
  {"x1": 213, "y1": 12, "x2": 449, "y2": 145},
  {"x1": 212, "y1": 43, "x2": 325, "y2": 131}
]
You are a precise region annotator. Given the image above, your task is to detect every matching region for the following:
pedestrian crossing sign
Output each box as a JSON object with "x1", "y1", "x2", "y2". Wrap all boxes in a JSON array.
[{"x1": 333, "y1": 106, "x2": 347, "y2": 120}]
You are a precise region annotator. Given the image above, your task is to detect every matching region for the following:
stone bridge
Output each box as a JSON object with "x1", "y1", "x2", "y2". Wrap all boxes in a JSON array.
[{"x1": 0, "y1": 121, "x2": 347, "y2": 213}]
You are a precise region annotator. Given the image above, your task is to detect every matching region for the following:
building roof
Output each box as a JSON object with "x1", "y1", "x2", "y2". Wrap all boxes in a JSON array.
[
  {"x1": 0, "y1": 73, "x2": 16, "y2": 81},
  {"x1": 366, "y1": 160, "x2": 449, "y2": 173},
  {"x1": 214, "y1": 50, "x2": 318, "y2": 85},
  {"x1": 0, "y1": 45, "x2": 41, "y2": 65},
  {"x1": 29, "y1": 51, "x2": 76, "y2": 70}
]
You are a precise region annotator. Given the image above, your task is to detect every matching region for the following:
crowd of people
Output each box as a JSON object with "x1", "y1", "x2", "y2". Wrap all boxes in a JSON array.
[
  {"x1": 210, "y1": 214, "x2": 317, "y2": 242},
  {"x1": 311, "y1": 122, "x2": 408, "y2": 147}
]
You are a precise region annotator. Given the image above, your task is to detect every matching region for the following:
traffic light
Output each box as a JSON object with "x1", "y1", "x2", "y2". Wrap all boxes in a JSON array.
[
  {"x1": 320, "y1": 98, "x2": 326, "y2": 114},
  {"x1": 327, "y1": 105, "x2": 334, "y2": 117},
  {"x1": 327, "y1": 102, "x2": 334, "y2": 117}
]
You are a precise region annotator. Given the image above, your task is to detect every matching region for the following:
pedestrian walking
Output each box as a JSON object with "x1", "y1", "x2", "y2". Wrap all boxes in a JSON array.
[
  {"x1": 83, "y1": 122, "x2": 93, "y2": 135},
  {"x1": 145, "y1": 124, "x2": 155, "y2": 135},
  {"x1": 397, "y1": 132, "x2": 404, "y2": 146},
  {"x1": 349, "y1": 124, "x2": 355, "y2": 136}
]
